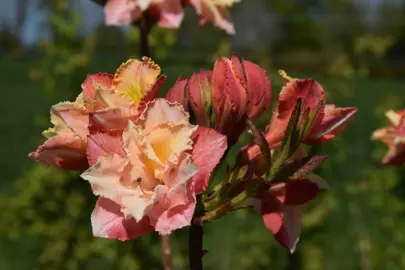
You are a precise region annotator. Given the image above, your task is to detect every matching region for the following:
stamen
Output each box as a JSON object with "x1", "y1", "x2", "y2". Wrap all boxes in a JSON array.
[
  {"x1": 136, "y1": 177, "x2": 154, "y2": 197},
  {"x1": 278, "y1": 70, "x2": 293, "y2": 82}
]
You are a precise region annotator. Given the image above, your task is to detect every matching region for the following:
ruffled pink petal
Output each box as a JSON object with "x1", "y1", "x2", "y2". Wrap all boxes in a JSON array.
[
  {"x1": 123, "y1": 121, "x2": 166, "y2": 178},
  {"x1": 145, "y1": 154, "x2": 198, "y2": 234},
  {"x1": 191, "y1": 127, "x2": 227, "y2": 194},
  {"x1": 153, "y1": 186, "x2": 196, "y2": 235},
  {"x1": 81, "y1": 73, "x2": 113, "y2": 100},
  {"x1": 29, "y1": 135, "x2": 88, "y2": 170},
  {"x1": 51, "y1": 102, "x2": 89, "y2": 139},
  {"x1": 147, "y1": 123, "x2": 197, "y2": 175},
  {"x1": 94, "y1": 88, "x2": 134, "y2": 110},
  {"x1": 81, "y1": 154, "x2": 128, "y2": 195},
  {"x1": 89, "y1": 107, "x2": 138, "y2": 133},
  {"x1": 91, "y1": 197, "x2": 153, "y2": 240},
  {"x1": 82, "y1": 152, "x2": 154, "y2": 222},
  {"x1": 305, "y1": 105, "x2": 358, "y2": 144},
  {"x1": 104, "y1": 0, "x2": 141, "y2": 26},
  {"x1": 87, "y1": 131, "x2": 125, "y2": 166},
  {"x1": 137, "y1": 98, "x2": 191, "y2": 134}
]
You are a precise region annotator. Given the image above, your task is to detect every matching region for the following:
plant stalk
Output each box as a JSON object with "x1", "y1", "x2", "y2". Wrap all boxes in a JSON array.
[
  {"x1": 189, "y1": 195, "x2": 204, "y2": 270},
  {"x1": 137, "y1": 16, "x2": 172, "y2": 270},
  {"x1": 138, "y1": 15, "x2": 151, "y2": 57}
]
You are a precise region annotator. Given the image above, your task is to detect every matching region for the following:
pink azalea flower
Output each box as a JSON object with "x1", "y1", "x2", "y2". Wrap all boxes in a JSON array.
[
  {"x1": 237, "y1": 76, "x2": 358, "y2": 167},
  {"x1": 105, "y1": 0, "x2": 184, "y2": 29},
  {"x1": 372, "y1": 109, "x2": 405, "y2": 165},
  {"x1": 104, "y1": 0, "x2": 239, "y2": 34},
  {"x1": 29, "y1": 57, "x2": 165, "y2": 170},
  {"x1": 265, "y1": 77, "x2": 358, "y2": 147},
  {"x1": 81, "y1": 98, "x2": 227, "y2": 239}
]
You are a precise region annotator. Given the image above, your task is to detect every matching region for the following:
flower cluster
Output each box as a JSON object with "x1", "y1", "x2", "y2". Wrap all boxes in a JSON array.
[
  {"x1": 30, "y1": 56, "x2": 357, "y2": 251},
  {"x1": 372, "y1": 109, "x2": 405, "y2": 166},
  {"x1": 103, "y1": 0, "x2": 240, "y2": 34}
]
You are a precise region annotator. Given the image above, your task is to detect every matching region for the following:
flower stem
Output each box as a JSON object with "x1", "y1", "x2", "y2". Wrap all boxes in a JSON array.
[
  {"x1": 161, "y1": 234, "x2": 173, "y2": 270},
  {"x1": 202, "y1": 190, "x2": 249, "y2": 223},
  {"x1": 138, "y1": 15, "x2": 151, "y2": 57},
  {"x1": 189, "y1": 223, "x2": 204, "y2": 270},
  {"x1": 136, "y1": 17, "x2": 172, "y2": 270},
  {"x1": 189, "y1": 195, "x2": 204, "y2": 270}
]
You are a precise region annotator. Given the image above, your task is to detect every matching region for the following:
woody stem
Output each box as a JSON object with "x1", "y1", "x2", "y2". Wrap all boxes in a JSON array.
[
  {"x1": 189, "y1": 195, "x2": 205, "y2": 270},
  {"x1": 161, "y1": 233, "x2": 173, "y2": 270},
  {"x1": 138, "y1": 15, "x2": 151, "y2": 57},
  {"x1": 136, "y1": 17, "x2": 172, "y2": 270}
]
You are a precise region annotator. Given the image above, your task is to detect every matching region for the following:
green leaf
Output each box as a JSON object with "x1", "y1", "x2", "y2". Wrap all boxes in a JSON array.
[
  {"x1": 268, "y1": 99, "x2": 304, "y2": 181},
  {"x1": 279, "y1": 98, "x2": 303, "y2": 161},
  {"x1": 300, "y1": 100, "x2": 324, "y2": 140}
]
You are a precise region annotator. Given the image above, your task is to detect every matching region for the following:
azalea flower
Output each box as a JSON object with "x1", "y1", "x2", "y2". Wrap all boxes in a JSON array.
[
  {"x1": 29, "y1": 57, "x2": 165, "y2": 170},
  {"x1": 104, "y1": 0, "x2": 240, "y2": 34},
  {"x1": 81, "y1": 98, "x2": 227, "y2": 239},
  {"x1": 266, "y1": 73, "x2": 358, "y2": 146},
  {"x1": 238, "y1": 73, "x2": 358, "y2": 166},
  {"x1": 372, "y1": 109, "x2": 405, "y2": 165},
  {"x1": 105, "y1": 0, "x2": 185, "y2": 29}
]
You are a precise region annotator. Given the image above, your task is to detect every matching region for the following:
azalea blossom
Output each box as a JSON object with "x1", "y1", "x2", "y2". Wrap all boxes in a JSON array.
[
  {"x1": 104, "y1": 0, "x2": 240, "y2": 34},
  {"x1": 372, "y1": 109, "x2": 405, "y2": 165},
  {"x1": 29, "y1": 57, "x2": 165, "y2": 170},
  {"x1": 166, "y1": 55, "x2": 272, "y2": 145},
  {"x1": 266, "y1": 73, "x2": 358, "y2": 146},
  {"x1": 238, "y1": 73, "x2": 358, "y2": 167},
  {"x1": 105, "y1": 0, "x2": 184, "y2": 29},
  {"x1": 81, "y1": 98, "x2": 227, "y2": 239},
  {"x1": 27, "y1": 53, "x2": 357, "y2": 257}
]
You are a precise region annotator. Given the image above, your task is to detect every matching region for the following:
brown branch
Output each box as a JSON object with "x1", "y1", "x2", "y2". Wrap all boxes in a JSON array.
[
  {"x1": 138, "y1": 15, "x2": 151, "y2": 57},
  {"x1": 189, "y1": 222, "x2": 204, "y2": 270}
]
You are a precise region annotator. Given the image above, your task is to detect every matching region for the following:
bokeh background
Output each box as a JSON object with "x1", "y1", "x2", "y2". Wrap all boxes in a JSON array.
[{"x1": 1, "y1": 0, "x2": 405, "y2": 269}]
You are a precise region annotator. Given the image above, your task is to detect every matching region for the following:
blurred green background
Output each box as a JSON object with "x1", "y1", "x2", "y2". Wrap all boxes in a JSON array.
[{"x1": 1, "y1": 0, "x2": 405, "y2": 269}]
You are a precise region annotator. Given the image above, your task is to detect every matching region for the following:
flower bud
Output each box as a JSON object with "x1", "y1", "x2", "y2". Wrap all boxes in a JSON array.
[{"x1": 188, "y1": 70, "x2": 213, "y2": 127}]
